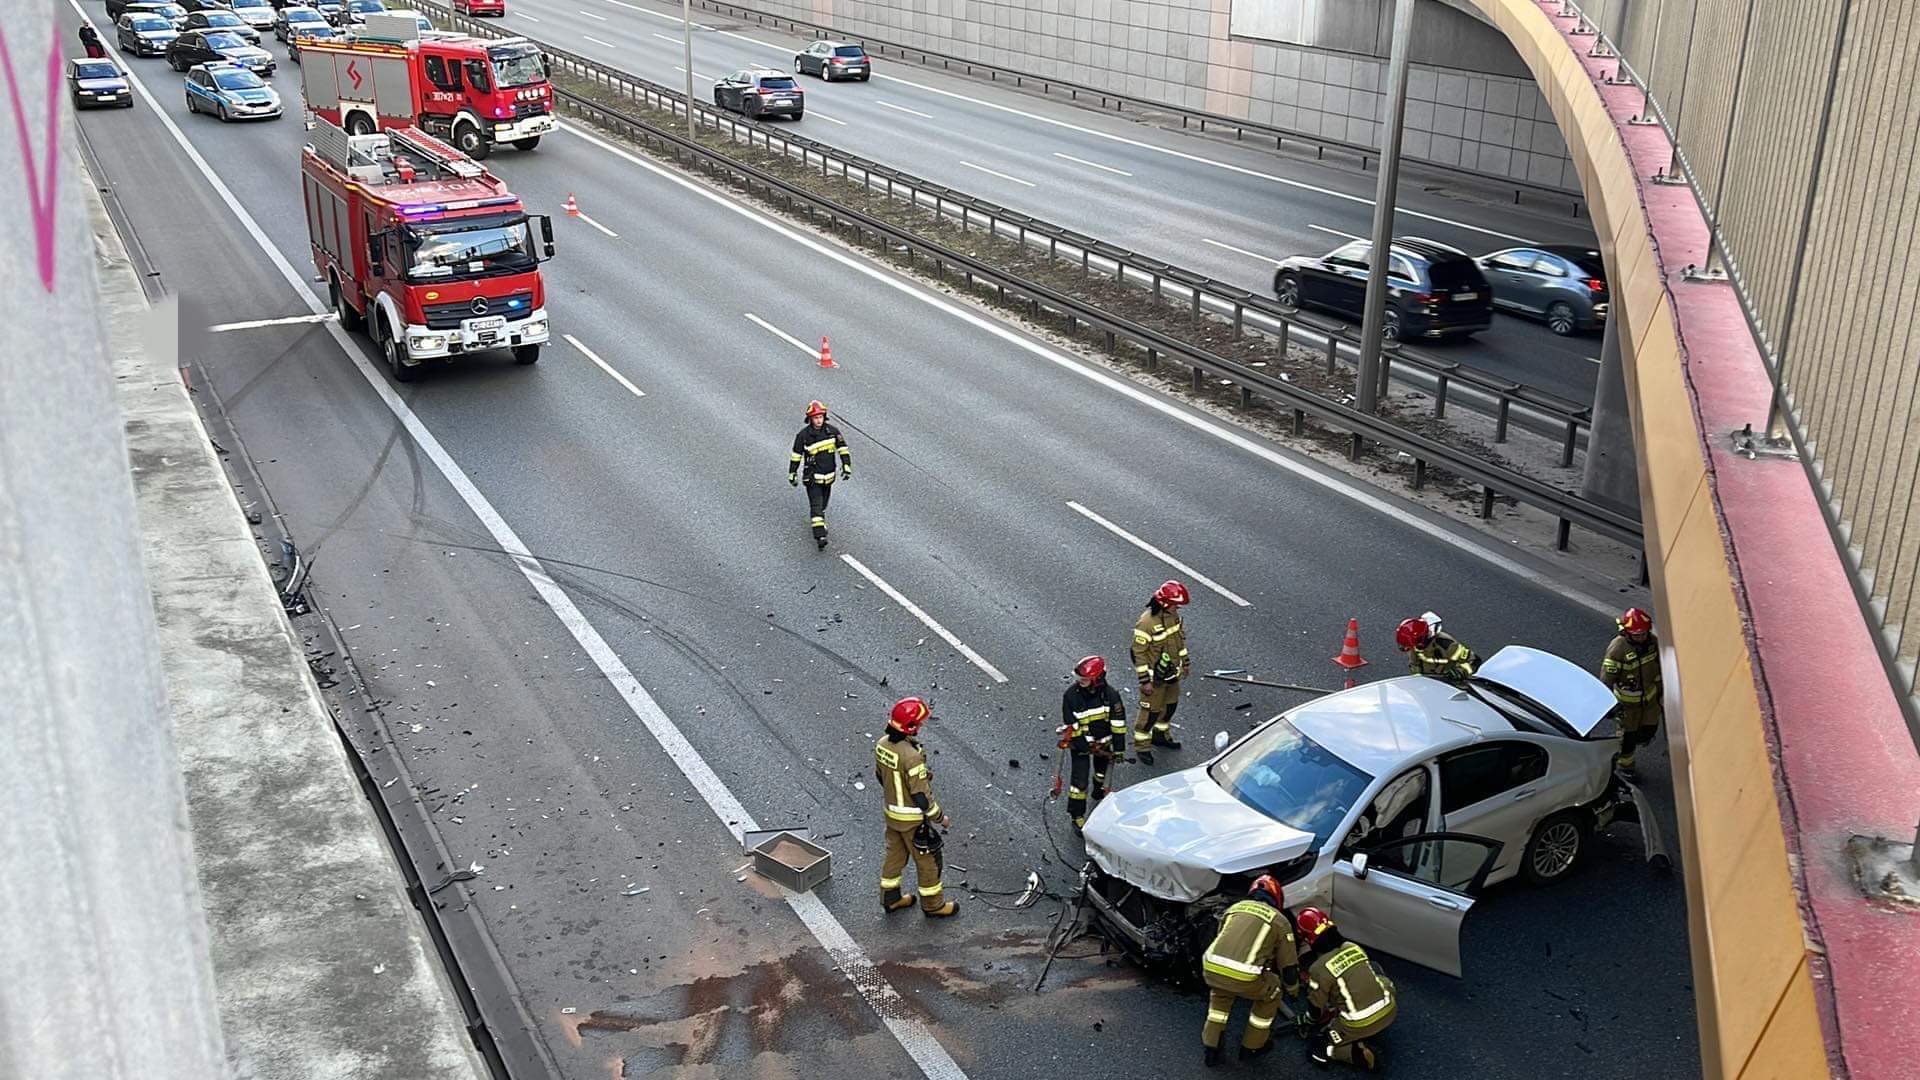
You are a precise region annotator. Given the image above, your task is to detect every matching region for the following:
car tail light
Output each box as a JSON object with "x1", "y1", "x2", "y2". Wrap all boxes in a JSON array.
[
  {"x1": 1412, "y1": 291, "x2": 1436, "y2": 304},
  {"x1": 1586, "y1": 277, "x2": 1607, "y2": 293}
]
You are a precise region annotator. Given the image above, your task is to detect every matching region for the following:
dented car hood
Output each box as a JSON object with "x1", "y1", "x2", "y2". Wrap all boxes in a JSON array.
[{"x1": 1082, "y1": 766, "x2": 1316, "y2": 902}]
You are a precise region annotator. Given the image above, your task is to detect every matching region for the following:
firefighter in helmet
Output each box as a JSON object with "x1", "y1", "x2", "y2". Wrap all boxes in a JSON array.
[
  {"x1": 1131, "y1": 580, "x2": 1191, "y2": 763},
  {"x1": 874, "y1": 697, "x2": 959, "y2": 918},
  {"x1": 787, "y1": 400, "x2": 852, "y2": 550},
  {"x1": 1602, "y1": 607, "x2": 1664, "y2": 771},
  {"x1": 1199, "y1": 874, "x2": 1301, "y2": 1067},
  {"x1": 1060, "y1": 655, "x2": 1128, "y2": 830},
  {"x1": 1395, "y1": 612, "x2": 1478, "y2": 683},
  {"x1": 1296, "y1": 908, "x2": 1395, "y2": 1072}
]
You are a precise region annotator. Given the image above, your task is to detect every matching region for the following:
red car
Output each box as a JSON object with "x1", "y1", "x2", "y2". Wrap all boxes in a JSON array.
[{"x1": 452, "y1": 0, "x2": 504, "y2": 15}]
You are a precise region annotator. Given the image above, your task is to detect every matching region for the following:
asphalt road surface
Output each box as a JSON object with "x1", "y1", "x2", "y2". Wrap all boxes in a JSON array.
[
  {"x1": 492, "y1": 0, "x2": 1607, "y2": 404},
  {"x1": 72, "y1": 3, "x2": 1695, "y2": 1076}
]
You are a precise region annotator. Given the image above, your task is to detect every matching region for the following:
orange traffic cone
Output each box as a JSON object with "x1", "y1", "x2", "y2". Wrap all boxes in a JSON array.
[
  {"x1": 818, "y1": 335, "x2": 837, "y2": 369},
  {"x1": 1332, "y1": 618, "x2": 1368, "y2": 670},
  {"x1": 564, "y1": 193, "x2": 580, "y2": 217}
]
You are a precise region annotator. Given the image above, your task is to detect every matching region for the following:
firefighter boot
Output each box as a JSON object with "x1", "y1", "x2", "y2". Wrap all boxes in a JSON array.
[
  {"x1": 924, "y1": 899, "x2": 960, "y2": 918},
  {"x1": 1239, "y1": 1042, "x2": 1272, "y2": 1062},
  {"x1": 882, "y1": 888, "x2": 916, "y2": 913},
  {"x1": 1152, "y1": 702, "x2": 1183, "y2": 750},
  {"x1": 1202, "y1": 1046, "x2": 1222, "y2": 1069}
]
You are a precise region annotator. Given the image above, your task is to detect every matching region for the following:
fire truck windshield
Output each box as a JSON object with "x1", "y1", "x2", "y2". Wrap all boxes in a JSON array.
[
  {"x1": 405, "y1": 216, "x2": 538, "y2": 281},
  {"x1": 488, "y1": 45, "x2": 545, "y2": 88}
]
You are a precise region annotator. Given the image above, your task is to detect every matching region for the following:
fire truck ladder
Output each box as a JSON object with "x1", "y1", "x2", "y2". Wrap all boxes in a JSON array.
[{"x1": 310, "y1": 117, "x2": 486, "y2": 185}]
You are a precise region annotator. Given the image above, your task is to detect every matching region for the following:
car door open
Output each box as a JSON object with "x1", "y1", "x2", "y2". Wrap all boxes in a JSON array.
[{"x1": 1329, "y1": 833, "x2": 1501, "y2": 978}]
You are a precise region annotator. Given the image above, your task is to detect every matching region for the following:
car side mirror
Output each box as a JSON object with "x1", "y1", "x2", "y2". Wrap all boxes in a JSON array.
[
  {"x1": 1213, "y1": 730, "x2": 1230, "y2": 752},
  {"x1": 534, "y1": 214, "x2": 554, "y2": 259},
  {"x1": 1351, "y1": 852, "x2": 1369, "y2": 879},
  {"x1": 367, "y1": 230, "x2": 385, "y2": 275}
]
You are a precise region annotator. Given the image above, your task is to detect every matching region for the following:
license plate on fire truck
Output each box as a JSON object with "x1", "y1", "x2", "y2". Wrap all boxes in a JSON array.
[{"x1": 466, "y1": 315, "x2": 506, "y2": 343}]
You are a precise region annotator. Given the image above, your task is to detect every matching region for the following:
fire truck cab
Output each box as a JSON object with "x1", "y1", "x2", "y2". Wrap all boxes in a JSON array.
[
  {"x1": 302, "y1": 118, "x2": 554, "y2": 381},
  {"x1": 299, "y1": 14, "x2": 552, "y2": 159}
]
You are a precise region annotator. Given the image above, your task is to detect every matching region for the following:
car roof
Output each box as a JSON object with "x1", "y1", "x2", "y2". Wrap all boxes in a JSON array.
[
  {"x1": 1389, "y1": 236, "x2": 1474, "y2": 263},
  {"x1": 1282, "y1": 675, "x2": 1516, "y2": 777}
]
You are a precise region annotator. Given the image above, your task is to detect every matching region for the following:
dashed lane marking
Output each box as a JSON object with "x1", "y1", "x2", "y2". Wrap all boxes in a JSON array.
[
  {"x1": 743, "y1": 312, "x2": 819, "y2": 358},
  {"x1": 840, "y1": 555, "x2": 1009, "y2": 683},
  {"x1": 1201, "y1": 238, "x2": 1284, "y2": 266},
  {"x1": 958, "y1": 160, "x2": 1035, "y2": 187},
  {"x1": 875, "y1": 99, "x2": 933, "y2": 119},
  {"x1": 1052, "y1": 151, "x2": 1132, "y2": 177},
  {"x1": 1066, "y1": 501, "x2": 1252, "y2": 607},
  {"x1": 209, "y1": 313, "x2": 335, "y2": 332},
  {"x1": 1308, "y1": 224, "x2": 1365, "y2": 241},
  {"x1": 565, "y1": 334, "x2": 645, "y2": 396}
]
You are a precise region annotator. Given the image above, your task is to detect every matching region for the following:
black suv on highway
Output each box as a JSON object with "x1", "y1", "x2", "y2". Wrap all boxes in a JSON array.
[{"x1": 1272, "y1": 237, "x2": 1494, "y2": 343}]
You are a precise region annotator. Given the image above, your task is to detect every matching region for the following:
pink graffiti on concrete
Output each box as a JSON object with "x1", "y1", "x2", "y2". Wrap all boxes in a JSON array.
[{"x1": 0, "y1": 15, "x2": 63, "y2": 291}]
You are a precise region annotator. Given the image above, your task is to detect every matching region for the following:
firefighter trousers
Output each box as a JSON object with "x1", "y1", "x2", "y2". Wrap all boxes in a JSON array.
[
  {"x1": 1134, "y1": 679, "x2": 1180, "y2": 749},
  {"x1": 879, "y1": 826, "x2": 945, "y2": 912},
  {"x1": 1066, "y1": 748, "x2": 1113, "y2": 827},
  {"x1": 1323, "y1": 1004, "x2": 1395, "y2": 1069},
  {"x1": 805, "y1": 482, "x2": 834, "y2": 542},
  {"x1": 1202, "y1": 978, "x2": 1282, "y2": 1050}
]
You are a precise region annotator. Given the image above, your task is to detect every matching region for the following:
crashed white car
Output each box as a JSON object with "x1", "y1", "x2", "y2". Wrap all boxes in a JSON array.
[{"x1": 1082, "y1": 647, "x2": 1667, "y2": 978}]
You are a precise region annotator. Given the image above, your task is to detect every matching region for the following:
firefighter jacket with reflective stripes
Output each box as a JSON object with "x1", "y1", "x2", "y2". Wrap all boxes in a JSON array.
[
  {"x1": 1601, "y1": 633, "x2": 1662, "y2": 704},
  {"x1": 1131, "y1": 606, "x2": 1188, "y2": 682},
  {"x1": 1307, "y1": 941, "x2": 1395, "y2": 1033},
  {"x1": 1202, "y1": 899, "x2": 1298, "y2": 986},
  {"x1": 789, "y1": 423, "x2": 851, "y2": 484},
  {"x1": 1061, "y1": 680, "x2": 1128, "y2": 754},
  {"x1": 1409, "y1": 631, "x2": 1477, "y2": 681},
  {"x1": 875, "y1": 733, "x2": 939, "y2": 833}
]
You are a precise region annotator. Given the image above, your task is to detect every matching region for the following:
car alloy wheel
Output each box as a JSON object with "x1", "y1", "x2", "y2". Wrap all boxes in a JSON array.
[
  {"x1": 1547, "y1": 301, "x2": 1577, "y2": 336},
  {"x1": 1274, "y1": 274, "x2": 1301, "y2": 312},
  {"x1": 1382, "y1": 309, "x2": 1402, "y2": 346},
  {"x1": 217, "y1": 102, "x2": 228, "y2": 121},
  {"x1": 1525, "y1": 812, "x2": 1585, "y2": 884}
]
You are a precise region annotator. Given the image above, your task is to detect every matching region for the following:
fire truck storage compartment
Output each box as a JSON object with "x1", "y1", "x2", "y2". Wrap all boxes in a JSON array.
[{"x1": 303, "y1": 49, "x2": 414, "y2": 129}]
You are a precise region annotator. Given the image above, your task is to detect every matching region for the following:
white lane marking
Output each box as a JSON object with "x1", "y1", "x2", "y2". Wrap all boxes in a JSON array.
[
  {"x1": 565, "y1": 334, "x2": 645, "y2": 397},
  {"x1": 674, "y1": 65, "x2": 714, "y2": 81},
  {"x1": 1309, "y1": 224, "x2": 1365, "y2": 241},
  {"x1": 807, "y1": 109, "x2": 847, "y2": 125},
  {"x1": 578, "y1": 8, "x2": 607, "y2": 19},
  {"x1": 743, "y1": 312, "x2": 818, "y2": 358},
  {"x1": 1066, "y1": 502, "x2": 1251, "y2": 607},
  {"x1": 90, "y1": 21, "x2": 970, "y2": 1079},
  {"x1": 651, "y1": 32, "x2": 679, "y2": 42},
  {"x1": 605, "y1": 0, "x2": 707, "y2": 27},
  {"x1": 958, "y1": 160, "x2": 1036, "y2": 187},
  {"x1": 875, "y1": 99, "x2": 933, "y2": 119},
  {"x1": 839, "y1": 555, "x2": 1009, "y2": 683},
  {"x1": 1052, "y1": 151, "x2": 1132, "y2": 177},
  {"x1": 582, "y1": 33, "x2": 618, "y2": 48},
  {"x1": 556, "y1": 122, "x2": 1618, "y2": 616},
  {"x1": 209, "y1": 312, "x2": 335, "y2": 332},
  {"x1": 514, "y1": 10, "x2": 539, "y2": 20},
  {"x1": 571, "y1": 209, "x2": 620, "y2": 238},
  {"x1": 1201, "y1": 238, "x2": 1284, "y2": 266}
]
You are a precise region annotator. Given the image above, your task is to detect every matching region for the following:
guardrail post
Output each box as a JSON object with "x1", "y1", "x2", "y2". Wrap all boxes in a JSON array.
[
  {"x1": 1480, "y1": 487, "x2": 1496, "y2": 519},
  {"x1": 1104, "y1": 330, "x2": 1116, "y2": 354},
  {"x1": 1145, "y1": 348, "x2": 1158, "y2": 371},
  {"x1": 1239, "y1": 386, "x2": 1255, "y2": 409},
  {"x1": 1348, "y1": 433, "x2": 1364, "y2": 462},
  {"x1": 1413, "y1": 458, "x2": 1427, "y2": 490},
  {"x1": 1325, "y1": 337, "x2": 1339, "y2": 376},
  {"x1": 1560, "y1": 420, "x2": 1578, "y2": 467},
  {"x1": 1232, "y1": 303, "x2": 1244, "y2": 340},
  {"x1": 1292, "y1": 408, "x2": 1305, "y2": 435},
  {"x1": 1276, "y1": 321, "x2": 1290, "y2": 355},
  {"x1": 1434, "y1": 373, "x2": 1448, "y2": 418},
  {"x1": 1555, "y1": 518, "x2": 1572, "y2": 551},
  {"x1": 1192, "y1": 367, "x2": 1206, "y2": 392},
  {"x1": 1190, "y1": 288, "x2": 1201, "y2": 323},
  {"x1": 1494, "y1": 398, "x2": 1512, "y2": 443}
]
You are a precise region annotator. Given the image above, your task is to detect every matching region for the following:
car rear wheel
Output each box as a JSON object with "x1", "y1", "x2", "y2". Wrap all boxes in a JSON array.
[
  {"x1": 1382, "y1": 308, "x2": 1402, "y2": 347},
  {"x1": 1273, "y1": 272, "x2": 1301, "y2": 312},
  {"x1": 1547, "y1": 301, "x2": 1578, "y2": 336},
  {"x1": 1522, "y1": 810, "x2": 1588, "y2": 885}
]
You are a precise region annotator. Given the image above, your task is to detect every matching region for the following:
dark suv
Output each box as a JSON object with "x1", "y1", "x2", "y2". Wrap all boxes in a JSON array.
[
  {"x1": 712, "y1": 68, "x2": 804, "y2": 120},
  {"x1": 1272, "y1": 237, "x2": 1493, "y2": 343}
]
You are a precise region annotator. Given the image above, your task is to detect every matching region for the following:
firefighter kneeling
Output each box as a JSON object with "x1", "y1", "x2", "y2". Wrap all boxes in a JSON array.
[
  {"x1": 874, "y1": 697, "x2": 959, "y2": 918},
  {"x1": 1200, "y1": 875, "x2": 1301, "y2": 1067},
  {"x1": 1296, "y1": 908, "x2": 1395, "y2": 1072}
]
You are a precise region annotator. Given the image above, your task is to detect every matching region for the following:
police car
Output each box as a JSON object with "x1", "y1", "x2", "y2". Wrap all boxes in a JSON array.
[{"x1": 183, "y1": 62, "x2": 282, "y2": 121}]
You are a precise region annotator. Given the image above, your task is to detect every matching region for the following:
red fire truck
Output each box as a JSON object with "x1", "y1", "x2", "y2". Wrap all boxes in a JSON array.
[
  {"x1": 299, "y1": 14, "x2": 552, "y2": 159},
  {"x1": 302, "y1": 118, "x2": 554, "y2": 381}
]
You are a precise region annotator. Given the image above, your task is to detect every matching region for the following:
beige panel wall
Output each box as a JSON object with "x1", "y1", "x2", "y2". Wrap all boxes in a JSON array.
[
  {"x1": 1672, "y1": 0, "x2": 1747, "y2": 208},
  {"x1": 1645, "y1": 0, "x2": 1696, "y2": 122}
]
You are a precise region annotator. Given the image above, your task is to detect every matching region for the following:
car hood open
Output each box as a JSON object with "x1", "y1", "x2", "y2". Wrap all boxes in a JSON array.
[{"x1": 1082, "y1": 766, "x2": 1316, "y2": 902}]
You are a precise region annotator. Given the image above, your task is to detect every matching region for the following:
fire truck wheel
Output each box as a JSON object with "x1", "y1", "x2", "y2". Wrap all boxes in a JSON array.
[
  {"x1": 511, "y1": 136, "x2": 541, "y2": 151},
  {"x1": 384, "y1": 332, "x2": 418, "y2": 383},
  {"x1": 513, "y1": 344, "x2": 540, "y2": 366},
  {"x1": 330, "y1": 279, "x2": 362, "y2": 332},
  {"x1": 453, "y1": 123, "x2": 491, "y2": 159},
  {"x1": 345, "y1": 113, "x2": 376, "y2": 137}
]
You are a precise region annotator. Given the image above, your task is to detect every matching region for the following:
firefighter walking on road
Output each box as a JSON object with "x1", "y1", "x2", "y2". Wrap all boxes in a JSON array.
[
  {"x1": 787, "y1": 400, "x2": 852, "y2": 550},
  {"x1": 1060, "y1": 656, "x2": 1128, "y2": 830},
  {"x1": 1396, "y1": 611, "x2": 1479, "y2": 683},
  {"x1": 1296, "y1": 908, "x2": 1396, "y2": 1072},
  {"x1": 1602, "y1": 607, "x2": 1664, "y2": 772},
  {"x1": 875, "y1": 697, "x2": 959, "y2": 918},
  {"x1": 1131, "y1": 580, "x2": 1191, "y2": 764},
  {"x1": 1200, "y1": 875, "x2": 1301, "y2": 1067}
]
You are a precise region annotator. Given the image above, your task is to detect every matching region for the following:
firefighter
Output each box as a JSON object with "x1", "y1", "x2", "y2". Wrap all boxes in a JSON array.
[
  {"x1": 874, "y1": 697, "x2": 959, "y2": 918},
  {"x1": 1060, "y1": 655, "x2": 1128, "y2": 830},
  {"x1": 1395, "y1": 612, "x2": 1478, "y2": 683},
  {"x1": 1295, "y1": 908, "x2": 1395, "y2": 1072},
  {"x1": 1199, "y1": 874, "x2": 1301, "y2": 1067},
  {"x1": 1602, "y1": 607, "x2": 1664, "y2": 772},
  {"x1": 1130, "y1": 580, "x2": 1191, "y2": 764},
  {"x1": 787, "y1": 400, "x2": 852, "y2": 550}
]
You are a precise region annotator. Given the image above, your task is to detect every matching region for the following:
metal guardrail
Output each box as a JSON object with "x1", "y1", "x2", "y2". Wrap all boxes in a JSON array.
[
  {"x1": 414, "y1": 2, "x2": 1639, "y2": 551},
  {"x1": 686, "y1": 0, "x2": 1589, "y2": 212}
]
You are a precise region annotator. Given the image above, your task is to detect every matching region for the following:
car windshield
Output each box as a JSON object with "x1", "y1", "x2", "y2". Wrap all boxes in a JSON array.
[
  {"x1": 75, "y1": 61, "x2": 120, "y2": 79},
  {"x1": 350, "y1": 0, "x2": 384, "y2": 11},
  {"x1": 288, "y1": 9, "x2": 322, "y2": 20},
  {"x1": 152, "y1": 3, "x2": 185, "y2": 16},
  {"x1": 128, "y1": 15, "x2": 168, "y2": 30},
  {"x1": 1208, "y1": 717, "x2": 1374, "y2": 849},
  {"x1": 235, "y1": 0, "x2": 268, "y2": 8},
  {"x1": 406, "y1": 218, "x2": 538, "y2": 281},
  {"x1": 203, "y1": 11, "x2": 241, "y2": 24},
  {"x1": 489, "y1": 44, "x2": 545, "y2": 88},
  {"x1": 833, "y1": 46, "x2": 865, "y2": 56},
  {"x1": 757, "y1": 75, "x2": 798, "y2": 89},
  {"x1": 214, "y1": 68, "x2": 264, "y2": 89},
  {"x1": 206, "y1": 32, "x2": 245, "y2": 48}
]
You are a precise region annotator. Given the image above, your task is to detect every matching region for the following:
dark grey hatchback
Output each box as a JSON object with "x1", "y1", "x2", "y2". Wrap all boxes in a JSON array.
[
  {"x1": 1272, "y1": 237, "x2": 1493, "y2": 344},
  {"x1": 1478, "y1": 244, "x2": 1609, "y2": 335}
]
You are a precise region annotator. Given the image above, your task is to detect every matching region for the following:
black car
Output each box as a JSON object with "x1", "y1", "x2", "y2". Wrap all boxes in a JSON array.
[
  {"x1": 712, "y1": 67, "x2": 803, "y2": 119},
  {"x1": 182, "y1": 9, "x2": 260, "y2": 43},
  {"x1": 1272, "y1": 237, "x2": 1493, "y2": 343},
  {"x1": 1478, "y1": 245, "x2": 1609, "y2": 336},
  {"x1": 176, "y1": 0, "x2": 234, "y2": 12},
  {"x1": 68, "y1": 58, "x2": 134, "y2": 108},
  {"x1": 124, "y1": 1, "x2": 189, "y2": 29},
  {"x1": 331, "y1": 0, "x2": 385, "y2": 25},
  {"x1": 273, "y1": 4, "x2": 326, "y2": 40},
  {"x1": 167, "y1": 29, "x2": 275, "y2": 75},
  {"x1": 285, "y1": 21, "x2": 337, "y2": 61},
  {"x1": 794, "y1": 40, "x2": 870, "y2": 81},
  {"x1": 116, "y1": 11, "x2": 179, "y2": 55}
]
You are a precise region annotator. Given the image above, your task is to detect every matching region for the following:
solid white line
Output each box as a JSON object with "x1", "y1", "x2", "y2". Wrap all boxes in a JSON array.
[
  {"x1": 571, "y1": 209, "x2": 620, "y2": 238},
  {"x1": 743, "y1": 312, "x2": 817, "y2": 358},
  {"x1": 209, "y1": 313, "x2": 335, "y2": 332},
  {"x1": 88, "y1": 20, "x2": 968, "y2": 1078},
  {"x1": 875, "y1": 99, "x2": 933, "y2": 119},
  {"x1": 1201, "y1": 237, "x2": 1283, "y2": 266},
  {"x1": 1065, "y1": 502, "x2": 1251, "y2": 607},
  {"x1": 1052, "y1": 151, "x2": 1132, "y2": 177},
  {"x1": 1309, "y1": 224, "x2": 1364, "y2": 241},
  {"x1": 513, "y1": 10, "x2": 539, "y2": 20},
  {"x1": 958, "y1": 160, "x2": 1036, "y2": 187},
  {"x1": 565, "y1": 334, "x2": 645, "y2": 397},
  {"x1": 582, "y1": 33, "x2": 617, "y2": 48},
  {"x1": 555, "y1": 122, "x2": 1618, "y2": 616},
  {"x1": 808, "y1": 109, "x2": 847, "y2": 125},
  {"x1": 839, "y1": 555, "x2": 1008, "y2": 683},
  {"x1": 578, "y1": 8, "x2": 607, "y2": 19}
]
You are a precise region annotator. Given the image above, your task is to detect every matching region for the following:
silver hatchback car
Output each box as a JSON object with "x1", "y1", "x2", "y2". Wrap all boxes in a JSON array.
[{"x1": 1479, "y1": 244, "x2": 1610, "y2": 336}]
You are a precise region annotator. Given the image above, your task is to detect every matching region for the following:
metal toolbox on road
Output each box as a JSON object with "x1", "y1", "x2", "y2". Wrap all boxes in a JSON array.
[{"x1": 748, "y1": 830, "x2": 832, "y2": 893}]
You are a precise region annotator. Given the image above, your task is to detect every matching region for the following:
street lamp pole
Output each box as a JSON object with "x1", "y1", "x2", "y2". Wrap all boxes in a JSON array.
[
  {"x1": 682, "y1": 0, "x2": 696, "y2": 140},
  {"x1": 1356, "y1": 0, "x2": 1416, "y2": 413}
]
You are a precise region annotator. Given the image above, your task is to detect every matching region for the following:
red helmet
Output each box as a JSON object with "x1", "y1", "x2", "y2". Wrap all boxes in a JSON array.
[
  {"x1": 889, "y1": 696, "x2": 930, "y2": 734},
  {"x1": 1074, "y1": 655, "x2": 1107, "y2": 681},
  {"x1": 1295, "y1": 907, "x2": 1334, "y2": 943},
  {"x1": 1248, "y1": 874, "x2": 1284, "y2": 908},
  {"x1": 1619, "y1": 607, "x2": 1653, "y2": 635},
  {"x1": 1395, "y1": 617, "x2": 1432, "y2": 651},
  {"x1": 805, "y1": 400, "x2": 829, "y2": 419},
  {"x1": 1153, "y1": 580, "x2": 1191, "y2": 607}
]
